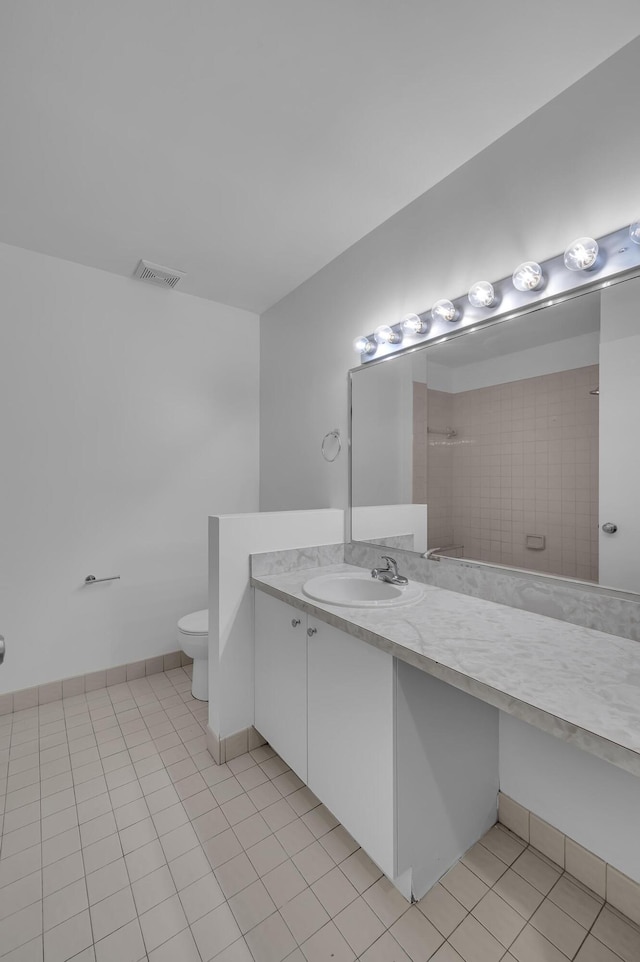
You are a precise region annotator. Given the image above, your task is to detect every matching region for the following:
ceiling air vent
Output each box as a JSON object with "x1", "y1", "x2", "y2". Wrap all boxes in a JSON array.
[{"x1": 133, "y1": 259, "x2": 185, "y2": 289}]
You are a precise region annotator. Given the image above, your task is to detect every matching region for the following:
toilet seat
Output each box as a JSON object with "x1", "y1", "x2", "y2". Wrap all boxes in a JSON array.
[{"x1": 178, "y1": 609, "x2": 208, "y2": 635}]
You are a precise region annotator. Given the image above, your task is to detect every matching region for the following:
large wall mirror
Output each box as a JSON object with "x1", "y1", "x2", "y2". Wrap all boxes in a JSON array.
[{"x1": 350, "y1": 275, "x2": 640, "y2": 595}]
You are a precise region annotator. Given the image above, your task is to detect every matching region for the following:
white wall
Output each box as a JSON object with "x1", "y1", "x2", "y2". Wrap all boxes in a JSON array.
[
  {"x1": 0, "y1": 242, "x2": 260, "y2": 694},
  {"x1": 208, "y1": 509, "x2": 344, "y2": 739},
  {"x1": 259, "y1": 39, "x2": 640, "y2": 513},
  {"x1": 500, "y1": 714, "x2": 640, "y2": 882}
]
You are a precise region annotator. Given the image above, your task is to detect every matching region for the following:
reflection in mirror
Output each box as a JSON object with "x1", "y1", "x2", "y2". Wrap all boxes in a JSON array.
[
  {"x1": 351, "y1": 288, "x2": 611, "y2": 584},
  {"x1": 421, "y1": 295, "x2": 600, "y2": 581},
  {"x1": 351, "y1": 275, "x2": 640, "y2": 593}
]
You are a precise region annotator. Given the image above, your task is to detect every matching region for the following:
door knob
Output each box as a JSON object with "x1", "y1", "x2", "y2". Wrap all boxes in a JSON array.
[
  {"x1": 291, "y1": 618, "x2": 301, "y2": 627},
  {"x1": 601, "y1": 522, "x2": 618, "y2": 534},
  {"x1": 0, "y1": 635, "x2": 4, "y2": 666},
  {"x1": 307, "y1": 627, "x2": 317, "y2": 637}
]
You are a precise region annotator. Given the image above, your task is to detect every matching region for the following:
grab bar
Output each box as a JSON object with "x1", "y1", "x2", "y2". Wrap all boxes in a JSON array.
[
  {"x1": 84, "y1": 575, "x2": 121, "y2": 586},
  {"x1": 422, "y1": 545, "x2": 464, "y2": 561}
]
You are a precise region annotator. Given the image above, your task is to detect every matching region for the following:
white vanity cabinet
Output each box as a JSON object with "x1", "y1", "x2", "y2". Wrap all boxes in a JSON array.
[
  {"x1": 254, "y1": 591, "x2": 308, "y2": 782},
  {"x1": 307, "y1": 618, "x2": 396, "y2": 879},
  {"x1": 254, "y1": 588, "x2": 500, "y2": 900}
]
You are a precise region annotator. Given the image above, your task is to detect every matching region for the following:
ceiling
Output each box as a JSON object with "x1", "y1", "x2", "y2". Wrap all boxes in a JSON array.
[{"x1": 1, "y1": 2, "x2": 640, "y2": 314}]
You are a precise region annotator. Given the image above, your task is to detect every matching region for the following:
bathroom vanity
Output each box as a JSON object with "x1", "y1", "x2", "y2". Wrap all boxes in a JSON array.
[{"x1": 252, "y1": 561, "x2": 640, "y2": 901}]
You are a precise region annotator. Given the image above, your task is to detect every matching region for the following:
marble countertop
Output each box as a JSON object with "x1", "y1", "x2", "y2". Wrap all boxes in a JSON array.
[{"x1": 251, "y1": 563, "x2": 640, "y2": 777}]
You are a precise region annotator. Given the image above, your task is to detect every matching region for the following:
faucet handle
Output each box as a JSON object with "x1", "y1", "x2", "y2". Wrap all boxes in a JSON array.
[{"x1": 380, "y1": 555, "x2": 398, "y2": 575}]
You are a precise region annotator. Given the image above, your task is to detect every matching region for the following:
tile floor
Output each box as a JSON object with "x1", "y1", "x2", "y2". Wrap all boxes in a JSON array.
[{"x1": 0, "y1": 670, "x2": 638, "y2": 962}]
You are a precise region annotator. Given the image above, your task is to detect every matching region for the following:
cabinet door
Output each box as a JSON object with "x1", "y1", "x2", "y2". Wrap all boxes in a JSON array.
[
  {"x1": 254, "y1": 592, "x2": 307, "y2": 781},
  {"x1": 307, "y1": 617, "x2": 395, "y2": 878}
]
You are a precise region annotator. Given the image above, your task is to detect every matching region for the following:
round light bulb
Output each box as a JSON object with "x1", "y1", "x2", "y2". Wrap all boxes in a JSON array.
[
  {"x1": 431, "y1": 299, "x2": 457, "y2": 323},
  {"x1": 374, "y1": 324, "x2": 402, "y2": 345},
  {"x1": 468, "y1": 281, "x2": 495, "y2": 308},
  {"x1": 401, "y1": 313, "x2": 427, "y2": 335},
  {"x1": 629, "y1": 220, "x2": 640, "y2": 245},
  {"x1": 512, "y1": 261, "x2": 543, "y2": 292},
  {"x1": 353, "y1": 335, "x2": 375, "y2": 355},
  {"x1": 564, "y1": 237, "x2": 598, "y2": 271}
]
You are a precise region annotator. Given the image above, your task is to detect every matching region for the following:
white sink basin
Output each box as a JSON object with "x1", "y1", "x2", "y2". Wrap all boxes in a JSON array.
[{"x1": 302, "y1": 572, "x2": 423, "y2": 608}]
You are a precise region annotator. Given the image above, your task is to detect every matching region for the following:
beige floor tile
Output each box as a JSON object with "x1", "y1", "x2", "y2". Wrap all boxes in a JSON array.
[
  {"x1": 233, "y1": 812, "x2": 272, "y2": 849},
  {"x1": 131, "y1": 863, "x2": 176, "y2": 914},
  {"x1": 319, "y1": 825, "x2": 359, "y2": 864},
  {"x1": 431, "y1": 945, "x2": 465, "y2": 962},
  {"x1": 182, "y1": 787, "x2": 217, "y2": 820},
  {"x1": 168, "y1": 844, "x2": 211, "y2": 890},
  {"x1": 148, "y1": 926, "x2": 202, "y2": 962},
  {"x1": 462, "y1": 841, "x2": 509, "y2": 887},
  {"x1": 207, "y1": 936, "x2": 254, "y2": 961},
  {"x1": 244, "y1": 911, "x2": 297, "y2": 962},
  {"x1": 221, "y1": 793, "x2": 260, "y2": 828},
  {"x1": 44, "y1": 878, "x2": 89, "y2": 930},
  {"x1": 213, "y1": 777, "x2": 245, "y2": 806},
  {"x1": 390, "y1": 905, "x2": 444, "y2": 962},
  {"x1": 1, "y1": 935, "x2": 44, "y2": 962},
  {"x1": 120, "y1": 816, "x2": 158, "y2": 854},
  {"x1": 43, "y1": 826, "x2": 81, "y2": 867},
  {"x1": 79, "y1": 812, "x2": 117, "y2": 848},
  {"x1": 312, "y1": 865, "x2": 358, "y2": 917},
  {"x1": 359, "y1": 931, "x2": 412, "y2": 962},
  {"x1": 292, "y1": 840, "x2": 335, "y2": 886},
  {"x1": 509, "y1": 923, "x2": 571, "y2": 962},
  {"x1": 86, "y1": 857, "x2": 129, "y2": 905},
  {"x1": 262, "y1": 799, "x2": 298, "y2": 833},
  {"x1": 493, "y1": 867, "x2": 545, "y2": 920},
  {"x1": 192, "y1": 808, "x2": 231, "y2": 847},
  {"x1": 204, "y1": 827, "x2": 244, "y2": 869},
  {"x1": 94, "y1": 918, "x2": 146, "y2": 962},
  {"x1": 179, "y1": 871, "x2": 225, "y2": 922},
  {"x1": 0, "y1": 845, "x2": 42, "y2": 890},
  {"x1": 159, "y1": 821, "x2": 199, "y2": 861},
  {"x1": 301, "y1": 804, "x2": 339, "y2": 841},
  {"x1": 42, "y1": 807, "x2": 78, "y2": 842},
  {"x1": 276, "y1": 818, "x2": 316, "y2": 857},
  {"x1": 530, "y1": 897, "x2": 588, "y2": 957},
  {"x1": 472, "y1": 889, "x2": 526, "y2": 948},
  {"x1": 0, "y1": 901, "x2": 42, "y2": 957},
  {"x1": 575, "y1": 933, "x2": 627, "y2": 961},
  {"x1": 263, "y1": 858, "x2": 309, "y2": 909},
  {"x1": 247, "y1": 834, "x2": 290, "y2": 877},
  {"x1": 449, "y1": 914, "x2": 505, "y2": 962},
  {"x1": 440, "y1": 862, "x2": 489, "y2": 911},
  {"x1": 152, "y1": 801, "x2": 189, "y2": 837},
  {"x1": 334, "y1": 895, "x2": 386, "y2": 955},
  {"x1": 229, "y1": 878, "x2": 277, "y2": 933},
  {"x1": 301, "y1": 920, "x2": 356, "y2": 962},
  {"x1": 548, "y1": 875, "x2": 602, "y2": 929},
  {"x1": 281, "y1": 887, "x2": 330, "y2": 943},
  {"x1": 90, "y1": 884, "x2": 137, "y2": 941},
  {"x1": 44, "y1": 908, "x2": 93, "y2": 962},
  {"x1": 591, "y1": 906, "x2": 640, "y2": 962},
  {"x1": 512, "y1": 849, "x2": 562, "y2": 895},
  {"x1": 363, "y1": 875, "x2": 411, "y2": 928},
  {"x1": 248, "y1": 781, "x2": 283, "y2": 812},
  {"x1": 192, "y1": 902, "x2": 243, "y2": 961},
  {"x1": 216, "y1": 851, "x2": 260, "y2": 898},
  {"x1": 339, "y1": 848, "x2": 382, "y2": 894},
  {"x1": 272, "y1": 772, "x2": 304, "y2": 797},
  {"x1": 76, "y1": 794, "x2": 112, "y2": 826},
  {"x1": 417, "y1": 882, "x2": 467, "y2": 938},
  {"x1": 139, "y1": 891, "x2": 189, "y2": 953},
  {"x1": 0, "y1": 869, "x2": 42, "y2": 922}
]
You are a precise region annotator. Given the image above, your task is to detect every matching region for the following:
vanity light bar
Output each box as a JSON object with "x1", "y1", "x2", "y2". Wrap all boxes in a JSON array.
[{"x1": 354, "y1": 222, "x2": 640, "y2": 363}]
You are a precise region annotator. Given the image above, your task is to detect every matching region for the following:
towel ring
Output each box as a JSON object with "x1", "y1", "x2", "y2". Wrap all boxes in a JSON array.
[{"x1": 321, "y1": 429, "x2": 341, "y2": 462}]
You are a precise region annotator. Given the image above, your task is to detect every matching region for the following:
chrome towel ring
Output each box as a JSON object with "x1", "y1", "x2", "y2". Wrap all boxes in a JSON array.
[{"x1": 321, "y1": 429, "x2": 341, "y2": 462}]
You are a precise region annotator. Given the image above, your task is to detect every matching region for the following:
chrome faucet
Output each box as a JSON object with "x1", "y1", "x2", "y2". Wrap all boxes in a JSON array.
[{"x1": 371, "y1": 555, "x2": 408, "y2": 586}]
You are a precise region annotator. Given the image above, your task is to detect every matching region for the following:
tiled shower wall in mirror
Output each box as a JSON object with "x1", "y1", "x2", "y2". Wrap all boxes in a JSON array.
[{"x1": 414, "y1": 365, "x2": 599, "y2": 581}]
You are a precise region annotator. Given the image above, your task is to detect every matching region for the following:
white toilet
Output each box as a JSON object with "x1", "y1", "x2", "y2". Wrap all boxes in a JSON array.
[{"x1": 177, "y1": 608, "x2": 209, "y2": 701}]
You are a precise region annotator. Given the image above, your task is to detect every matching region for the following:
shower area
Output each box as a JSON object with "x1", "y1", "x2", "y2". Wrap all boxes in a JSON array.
[{"x1": 414, "y1": 365, "x2": 599, "y2": 582}]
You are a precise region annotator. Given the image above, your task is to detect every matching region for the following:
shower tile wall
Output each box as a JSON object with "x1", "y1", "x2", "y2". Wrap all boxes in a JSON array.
[
  {"x1": 414, "y1": 383, "x2": 453, "y2": 552},
  {"x1": 414, "y1": 365, "x2": 599, "y2": 582}
]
